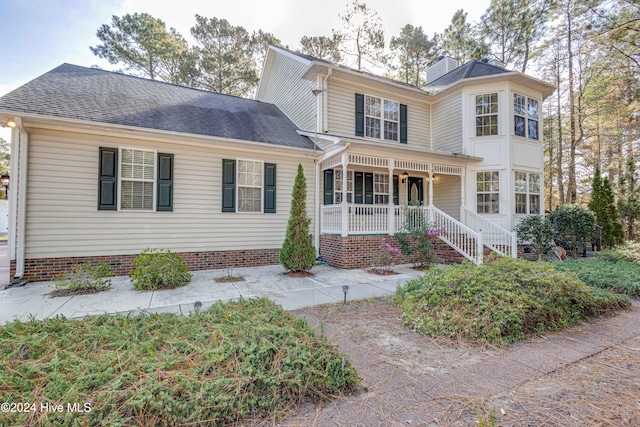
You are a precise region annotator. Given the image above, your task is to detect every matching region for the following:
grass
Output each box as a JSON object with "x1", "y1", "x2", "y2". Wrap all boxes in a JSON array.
[
  {"x1": 393, "y1": 257, "x2": 631, "y2": 345},
  {"x1": 0, "y1": 298, "x2": 360, "y2": 426}
]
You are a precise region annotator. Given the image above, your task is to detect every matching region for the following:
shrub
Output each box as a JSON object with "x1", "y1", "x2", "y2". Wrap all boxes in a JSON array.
[
  {"x1": 597, "y1": 241, "x2": 640, "y2": 263},
  {"x1": 130, "y1": 248, "x2": 192, "y2": 290},
  {"x1": 515, "y1": 215, "x2": 555, "y2": 261},
  {"x1": 369, "y1": 237, "x2": 401, "y2": 273},
  {"x1": 395, "y1": 208, "x2": 442, "y2": 268},
  {"x1": 393, "y1": 257, "x2": 630, "y2": 345},
  {"x1": 54, "y1": 263, "x2": 113, "y2": 292},
  {"x1": 0, "y1": 298, "x2": 360, "y2": 426},
  {"x1": 551, "y1": 258, "x2": 640, "y2": 296},
  {"x1": 548, "y1": 204, "x2": 596, "y2": 258},
  {"x1": 280, "y1": 164, "x2": 316, "y2": 273}
]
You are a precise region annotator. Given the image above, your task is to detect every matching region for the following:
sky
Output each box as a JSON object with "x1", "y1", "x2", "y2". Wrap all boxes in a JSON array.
[{"x1": 0, "y1": 0, "x2": 491, "y2": 142}]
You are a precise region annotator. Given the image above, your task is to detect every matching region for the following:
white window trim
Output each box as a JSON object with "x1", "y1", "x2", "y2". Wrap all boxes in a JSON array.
[
  {"x1": 364, "y1": 94, "x2": 400, "y2": 142},
  {"x1": 374, "y1": 173, "x2": 389, "y2": 204},
  {"x1": 334, "y1": 170, "x2": 353, "y2": 204},
  {"x1": 475, "y1": 93, "x2": 499, "y2": 137},
  {"x1": 237, "y1": 159, "x2": 264, "y2": 213},
  {"x1": 118, "y1": 147, "x2": 157, "y2": 212},
  {"x1": 514, "y1": 171, "x2": 541, "y2": 215},
  {"x1": 476, "y1": 171, "x2": 500, "y2": 214},
  {"x1": 513, "y1": 93, "x2": 540, "y2": 140}
]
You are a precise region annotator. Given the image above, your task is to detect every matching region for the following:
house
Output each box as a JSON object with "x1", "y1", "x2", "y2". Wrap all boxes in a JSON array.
[
  {"x1": 0, "y1": 48, "x2": 554, "y2": 282},
  {"x1": 257, "y1": 47, "x2": 554, "y2": 268}
]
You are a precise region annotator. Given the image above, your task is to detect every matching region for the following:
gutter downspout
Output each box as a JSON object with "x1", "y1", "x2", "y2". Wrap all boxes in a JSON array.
[
  {"x1": 323, "y1": 69, "x2": 332, "y2": 133},
  {"x1": 314, "y1": 141, "x2": 350, "y2": 258},
  {"x1": 13, "y1": 117, "x2": 28, "y2": 280}
]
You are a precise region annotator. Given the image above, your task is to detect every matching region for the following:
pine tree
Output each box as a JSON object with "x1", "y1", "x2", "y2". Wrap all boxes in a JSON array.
[
  {"x1": 280, "y1": 164, "x2": 316, "y2": 273},
  {"x1": 602, "y1": 178, "x2": 625, "y2": 246}
]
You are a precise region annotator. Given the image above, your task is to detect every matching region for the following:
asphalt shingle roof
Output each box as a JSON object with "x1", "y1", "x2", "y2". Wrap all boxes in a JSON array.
[
  {"x1": 426, "y1": 60, "x2": 511, "y2": 92},
  {"x1": 0, "y1": 63, "x2": 314, "y2": 149}
]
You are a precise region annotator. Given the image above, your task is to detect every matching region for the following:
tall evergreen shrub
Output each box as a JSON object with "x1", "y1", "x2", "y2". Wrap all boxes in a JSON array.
[{"x1": 280, "y1": 164, "x2": 316, "y2": 272}]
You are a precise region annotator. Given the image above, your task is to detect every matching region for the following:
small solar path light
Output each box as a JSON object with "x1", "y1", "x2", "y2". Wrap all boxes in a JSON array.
[
  {"x1": 194, "y1": 301, "x2": 203, "y2": 312},
  {"x1": 342, "y1": 285, "x2": 349, "y2": 305}
]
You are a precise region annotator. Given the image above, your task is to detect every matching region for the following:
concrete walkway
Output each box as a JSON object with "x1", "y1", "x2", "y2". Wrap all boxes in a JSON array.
[{"x1": 0, "y1": 263, "x2": 424, "y2": 324}]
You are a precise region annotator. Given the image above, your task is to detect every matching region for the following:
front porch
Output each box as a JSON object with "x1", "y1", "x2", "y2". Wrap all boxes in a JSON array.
[{"x1": 318, "y1": 152, "x2": 517, "y2": 265}]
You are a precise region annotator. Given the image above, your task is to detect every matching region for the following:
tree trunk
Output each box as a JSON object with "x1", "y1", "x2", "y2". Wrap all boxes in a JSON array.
[
  {"x1": 567, "y1": 7, "x2": 578, "y2": 203},
  {"x1": 556, "y1": 48, "x2": 565, "y2": 205}
]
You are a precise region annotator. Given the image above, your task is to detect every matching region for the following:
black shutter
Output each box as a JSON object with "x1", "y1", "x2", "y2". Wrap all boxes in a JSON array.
[
  {"x1": 364, "y1": 172, "x2": 374, "y2": 204},
  {"x1": 222, "y1": 159, "x2": 236, "y2": 212},
  {"x1": 157, "y1": 153, "x2": 173, "y2": 211},
  {"x1": 393, "y1": 175, "x2": 399, "y2": 205},
  {"x1": 355, "y1": 93, "x2": 365, "y2": 137},
  {"x1": 98, "y1": 147, "x2": 117, "y2": 210},
  {"x1": 323, "y1": 169, "x2": 334, "y2": 205},
  {"x1": 400, "y1": 104, "x2": 408, "y2": 144},
  {"x1": 354, "y1": 172, "x2": 363, "y2": 204},
  {"x1": 264, "y1": 163, "x2": 276, "y2": 213}
]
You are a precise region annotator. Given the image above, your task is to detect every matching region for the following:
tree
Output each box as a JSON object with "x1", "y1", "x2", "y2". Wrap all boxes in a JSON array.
[
  {"x1": 190, "y1": 15, "x2": 259, "y2": 97},
  {"x1": 90, "y1": 13, "x2": 195, "y2": 84},
  {"x1": 280, "y1": 164, "x2": 316, "y2": 273},
  {"x1": 618, "y1": 154, "x2": 640, "y2": 240},
  {"x1": 299, "y1": 34, "x2": 343, "y2": 63},
  {"x1": 589, "y1": 167, "x2": 624, "y2": 247},
  {"x1": 437, "y1": 9, "x2": 489, "y2": 64},
  {"x1": 335, "y1": 0, "x2": 386, "y2": 71},
  {"x1": 388, "y1": 25, "x2": 436, "y2": 87},
  {"x1": 481, "y1": 0, "x2": 551, "y2": 72},
  {"x1": 251, "y1": 29, "x2": 282, "y2": 74}
]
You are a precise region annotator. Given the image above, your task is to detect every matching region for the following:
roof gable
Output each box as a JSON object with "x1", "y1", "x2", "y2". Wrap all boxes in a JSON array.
[{"x1": 0, "y1": 64, "x2": 314, "y2": 149}]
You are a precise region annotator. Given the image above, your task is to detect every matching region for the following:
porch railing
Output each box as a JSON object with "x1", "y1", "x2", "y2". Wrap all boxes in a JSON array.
[
  {"x1": 321, "y1": 204, "x2": 484, "y2": 264},
  {"x1": 461, "y1": 207, "x2": 517, "y2": 258}
]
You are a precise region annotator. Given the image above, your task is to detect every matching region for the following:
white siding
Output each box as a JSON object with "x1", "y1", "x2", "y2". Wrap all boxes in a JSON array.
[
  {"x1": 432, "y1": 92, "x2": 463, "y2": 153},
  {"x1": 327, "y1": 78, "x2": 431, "y2": 149},
  {"x1": 433, "y1": 174, "x2": 461, "y2": 220},
  {"x1": 258, "y1": 54, "x2": 317, "y2": 131},
  {"x1": 25, "y1": 130, "x2": 316, "y2": 259}
]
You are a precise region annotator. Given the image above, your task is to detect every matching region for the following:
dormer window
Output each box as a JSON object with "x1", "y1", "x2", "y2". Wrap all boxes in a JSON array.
[
  {"x1": 514, "y1": 94, "x2": 539, "y2": 140},
  {"x1": 355, "y1": 93, "x2": 407, "y2": 143}
]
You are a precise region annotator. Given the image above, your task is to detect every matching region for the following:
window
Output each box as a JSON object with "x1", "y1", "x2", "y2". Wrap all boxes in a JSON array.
[
  {"x1": 358, "y1": 94, "x2": 404, "y2": 142},
  {"x1": 475, "y1": 93, "x2": 498, "y2": 136},
  {"x1": 334, "y1": 170, "x2": 353, "y2": 203},
  {"x1": 237, "y1": 160, "x2": 263, "y2": 212},
  {"x1": 98, "y1": 147, "x2": 173, "y2": 211},
  {"x1": 374, "y1": 173, "x2": 389, "y2": 204},
  {"x1": 514, "y1": 94, "x2": 539, "y2": 140},
  {"x1": 515, "y1": 171, "x2": 541, "y2": 214},
  {"x1": 476, "y1": 171, "x2": 500, "y2": 214},
  {"x1": 365, "y1": 95, "x2": 399, "y2": 141},
  {"x1": 120, "y1": 148, "x2": 155, "y2": 210},
  {"x1": 222, "y1": 159, "x2": 276, "y2": 213}
]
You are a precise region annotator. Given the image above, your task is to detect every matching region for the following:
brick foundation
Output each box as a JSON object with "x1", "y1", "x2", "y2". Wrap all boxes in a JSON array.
[
  {"x1": 10, "y1": 249, "x2": 280, "y2": 282},
  {"x1": 319, "y1": 234, "x2": 466, "y2": 269}
]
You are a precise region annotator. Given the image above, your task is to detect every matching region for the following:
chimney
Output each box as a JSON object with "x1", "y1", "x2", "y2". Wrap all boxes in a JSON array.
[
  {"x1": 488, "y1": 59, "x2": 506, "y2": 68},
  {"x1": 426, "y1": 56, "x2": 459, "y2": 84}
]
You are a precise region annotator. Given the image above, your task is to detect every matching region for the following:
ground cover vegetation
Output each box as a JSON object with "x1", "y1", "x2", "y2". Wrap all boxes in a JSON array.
[
  {"x1": 551, "y1": 241, "x2": 640, "y2": 296},
  {"x1": 52, "y1": 263, "x2": 114, "y2": 296},
  {"x1": 0, "y1": 298, "x2": 360, "y2": 426},
  {"x1": 393, "y1": 257, "x2": 630, "y2": 345}
]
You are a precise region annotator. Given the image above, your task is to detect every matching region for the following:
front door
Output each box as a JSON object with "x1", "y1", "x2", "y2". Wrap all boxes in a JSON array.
[{"x1": 407, "y1": 177, "x2": 424, "y2": 206}]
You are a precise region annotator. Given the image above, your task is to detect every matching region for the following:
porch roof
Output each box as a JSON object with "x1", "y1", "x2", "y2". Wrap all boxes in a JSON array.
[{"x1": 312, "y1": 136, "x2": 482, "y2": 172}]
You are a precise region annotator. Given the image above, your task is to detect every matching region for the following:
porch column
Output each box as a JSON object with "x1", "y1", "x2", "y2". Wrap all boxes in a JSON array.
[
  {"x1": 460, "y1": 174, "x2": 465, "y2": 223},
  {"x1": 428, "y1": 166, "x2": 434, "y2": 207},
  {"x1": 341, "y1": 154, "x2": 348, "y2": 237},
  {"x1": 388, "y1": 160, "x2": 395, "y2": 235}
]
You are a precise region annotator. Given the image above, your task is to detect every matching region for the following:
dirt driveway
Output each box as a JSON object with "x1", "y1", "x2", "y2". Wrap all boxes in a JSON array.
[{"x1": 275, "y1": 298, "x2": 640, "y2": 426}]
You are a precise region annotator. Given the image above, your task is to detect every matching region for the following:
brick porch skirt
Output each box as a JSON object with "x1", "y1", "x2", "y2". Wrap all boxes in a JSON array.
[
  {"x1": 10, "y1": 249, "x2": 280, "y2": 282},
  {"x1": 318, "y1": 234, "x2": 468, "y2": 269}
]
